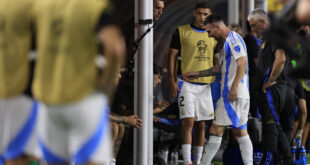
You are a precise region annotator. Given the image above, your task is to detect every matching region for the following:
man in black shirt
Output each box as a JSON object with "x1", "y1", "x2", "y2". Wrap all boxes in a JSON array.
[
  {"x1": 248, "y1": 8, "x2": 294, "y2": 165},
  {"x1": 243, "y1": 21, "x2": 261, "y2": 118}
]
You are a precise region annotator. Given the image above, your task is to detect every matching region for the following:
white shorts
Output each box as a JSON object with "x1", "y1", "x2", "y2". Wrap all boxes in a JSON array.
[
  {"x1": 213, "y1": 97, "x2": 249, "y2": 129},
  {"x1": 0, "y1": 95, "x2": 39, "y2": 160},
  {"x1": 38, "y1": 93, "x2": 112, "y2": 164},
  {"x1": 177, "y1": 79, "x2": 214, "y2": 121}
]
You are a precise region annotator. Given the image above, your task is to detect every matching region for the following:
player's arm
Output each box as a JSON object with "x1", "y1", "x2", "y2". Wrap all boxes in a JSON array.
[
  {"x1": 229, "y1": 56, "x2": 247, "y2": 102},
  {"x1": 183, "y1": 52, "x2": 220, "y2": 81},
  {"x1": 198, "y1": 52, "x2": 221, "y2": 76},
  {"x1": 110, "y1": 113, "x2": 142, "y2": 129},
  {"x1": 262, "y1": 49, "x2": 286, "y2": 93},
  {"x1": 168, "y1": 29, "x2": 180, "y2": 98},
  {"x1": 168, "y1": 48, "x2": 179, "y2": 98},
  {"x1": 96, "y1": 11, "x2": 126, "y2": 100}
]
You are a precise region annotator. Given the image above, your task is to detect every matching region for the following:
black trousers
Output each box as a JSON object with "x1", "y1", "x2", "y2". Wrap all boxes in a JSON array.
[{"x1": 258, "y1": 84, "x2": 294, "y2": 165}]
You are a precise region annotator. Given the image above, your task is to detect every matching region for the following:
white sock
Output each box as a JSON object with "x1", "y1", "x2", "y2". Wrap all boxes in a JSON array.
[
  {"x1": 237, "y1": 135, "x2": 253, "y2": 165},
  {"x1": 200, "y1": 135, "x2": 222, "y2": 165},
  {"x1": 193, "y1": 146, "x2": 203, "y2": 165},
  {"x1": 109, "y1": 158, "x2": 116, "y2": 165},
  {"x1": 158, "y1": 150, "x2": 169, "y2": 163},
  {"x1": 182, "y1": 144, "x2": 192, "y2": 163}
]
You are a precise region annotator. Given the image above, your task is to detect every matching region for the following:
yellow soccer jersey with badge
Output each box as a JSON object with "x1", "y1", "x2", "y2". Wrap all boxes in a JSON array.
[
  {"x1": 0, "y1": 0, "x2": 34, "y2": 98},
  {"x1": 178, "y1": 24, "x2": 217, "y2": 84},
  {"x1": 32, "y1": 0, "x2": 108, "y2": 104}
]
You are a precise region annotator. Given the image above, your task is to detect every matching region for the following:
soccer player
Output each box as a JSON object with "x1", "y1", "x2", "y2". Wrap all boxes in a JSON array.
[
  {"x1": 248, "y1": 9, "x2": 294, "y2": 164},
  {"x1": 168, "y1": 1, "x2": 218, "y2": 165},
  {"x1": 183, "y1": 14, "x2": 253, "y2": 165},
  {"x1": 0, "y1": 0, "x2": 38, "y2": 164},
  {"x1": 32, "y1": 0, "x2": 125, "y2": 164}
]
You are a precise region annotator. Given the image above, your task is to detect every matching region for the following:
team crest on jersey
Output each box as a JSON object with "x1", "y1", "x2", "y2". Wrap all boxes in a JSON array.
[
  {"x1": 209, "y1": 112, "x2": 214, "y2": 117},
  {"x1": 197, "y1": 40, "x2": 207, "y2": 54},
  {"x1": 195, "y1": 40, "x2": 209, "y2": 61},
  {"x1": 181, "y1": 108, "x2": 186, "y2": 115},
  {"x1": 234, "y1": 45, "x2": 241, "y2": 53}
]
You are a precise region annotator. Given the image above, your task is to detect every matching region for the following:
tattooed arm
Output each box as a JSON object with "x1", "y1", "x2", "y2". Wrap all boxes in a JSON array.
[
  {"x1": 110, "y1": 113, "x2": 143, "y2": 129},
  {"x1": 183, "y1": 53, "x2": 221, "y2": 81}
]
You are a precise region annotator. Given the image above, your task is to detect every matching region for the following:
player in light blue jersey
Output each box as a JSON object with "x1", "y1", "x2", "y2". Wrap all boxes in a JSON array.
[{"x1": 183, "y1": 14, "x2": 253, "y2": 165}]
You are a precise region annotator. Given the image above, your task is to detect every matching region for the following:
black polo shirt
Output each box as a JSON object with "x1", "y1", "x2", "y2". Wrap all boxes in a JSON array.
[{"x1": 255, "y1": 40, "x2": 289, "y2": 91}]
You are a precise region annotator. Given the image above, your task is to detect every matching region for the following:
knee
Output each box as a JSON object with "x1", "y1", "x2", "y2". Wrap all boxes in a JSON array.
[
  {"x1": 232, "y1": 129, "x2": 248, "y2": 138},
  {"x1": 209, "y1": 124, "x2": 224, "y2": 136}
]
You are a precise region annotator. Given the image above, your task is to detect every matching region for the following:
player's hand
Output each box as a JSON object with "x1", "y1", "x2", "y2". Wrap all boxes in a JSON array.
[
  {"x1": 169, "y1": 81, "x2": 179, "y2": 98},
  {"x1": 155, "y1": 101, "x2": 169, "y2": 109},
  {"x1": 295, "y1": 129, "x2": 303, "y2": 140},
  {"x1": 262, "y1": 81, "x2": 277, "y2": 93},
  {"x1": 154, "y1": 101, "x2": 169, "y2": 114},
  {"x1": 154, "y1": 74, "x2": 163, "y2": 87},
  {"x1": 153, "y1": 116, "x2": 161, "y2": 122},
  {"x1": 228, "y1": 86, "x2": 238, "y2": 102},
  {"x1": 183, "y1": 72, "x2": 199, "y2": 82},
  {"x1": 125, "y1": 115, "x2": 143, "y2": 129}
]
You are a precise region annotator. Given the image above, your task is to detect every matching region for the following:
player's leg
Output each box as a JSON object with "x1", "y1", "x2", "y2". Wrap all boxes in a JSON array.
[
  {"x1": 192, "y1": 84, "x2": 214, "y2": 165},
  {"x1": 178, "y1": 81, "x2": 197, "y2": 165},
  {"x1": 232, "y1": 128, "x2": 253, "y2": 165},
  {"x1": 69, "y1": 93, "x2": 112, "y2": 165},
  {"x1": 110, "y1": 123, "x2": 125, "y2": 165},
  {"x1": 181, "y1": 118, "x2": 194, "y2": 164},
  {"x1": 114, "y1": 123, "x2": 125, "y2": 157},
  {"x1": 232, "y1": 98, "x2": 253, "y2": 165},
  {"x1": 0, "y1": 96, "x2": 40, "y2": 165},
  {"x1": 37, "y1": 103, "x2": 69, "y2": 165},
  {"x1": 201, "y1": 97, "x2": 229, "y2": 165},
  {"x1": 200, "y1": 123, "x2": 226, "y2": 165},
  {"x1": 111, "y1": 122, "x2": 119, "y2": 147},
  {"x1": 192, "y1": 121, "x2": 204, "y2": 165},
  {"x1": 109, "y1": 122, "x2": 119, "y2": 165}
]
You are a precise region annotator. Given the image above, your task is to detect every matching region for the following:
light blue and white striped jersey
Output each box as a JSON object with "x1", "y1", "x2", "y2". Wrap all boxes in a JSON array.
[{"x1": 220, "y1": 31, "x2": 249, "y2": 99}]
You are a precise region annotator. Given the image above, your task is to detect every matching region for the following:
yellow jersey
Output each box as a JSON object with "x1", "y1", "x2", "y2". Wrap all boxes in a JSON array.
[
  {"x1": 0, "y1": 0, "x2": 34, "y2": 98},
  {"x1": 178, "y1": 24, "x2": 217, "y2": 83},
  {"x1": 32, "y1": 0, "x2": 108, "y2": 104}
]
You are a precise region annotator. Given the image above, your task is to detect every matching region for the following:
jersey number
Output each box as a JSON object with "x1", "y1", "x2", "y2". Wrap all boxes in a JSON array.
[{"x1": 180, "y1": 96, "x2": 185, "y2": 107}]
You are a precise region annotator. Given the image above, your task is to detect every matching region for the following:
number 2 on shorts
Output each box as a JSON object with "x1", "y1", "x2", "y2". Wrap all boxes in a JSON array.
[{"x1": 180, "y1": 96, "x2": 185, "y2": 107}]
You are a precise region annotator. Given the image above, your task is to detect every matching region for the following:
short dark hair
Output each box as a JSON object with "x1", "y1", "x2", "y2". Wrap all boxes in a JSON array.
[
  {"x1": 204, "y1": 14, "x2": 223, "y2": 25},
  {"x1": 195, "y1": 1, "x2": 211, "y2": 9}
]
